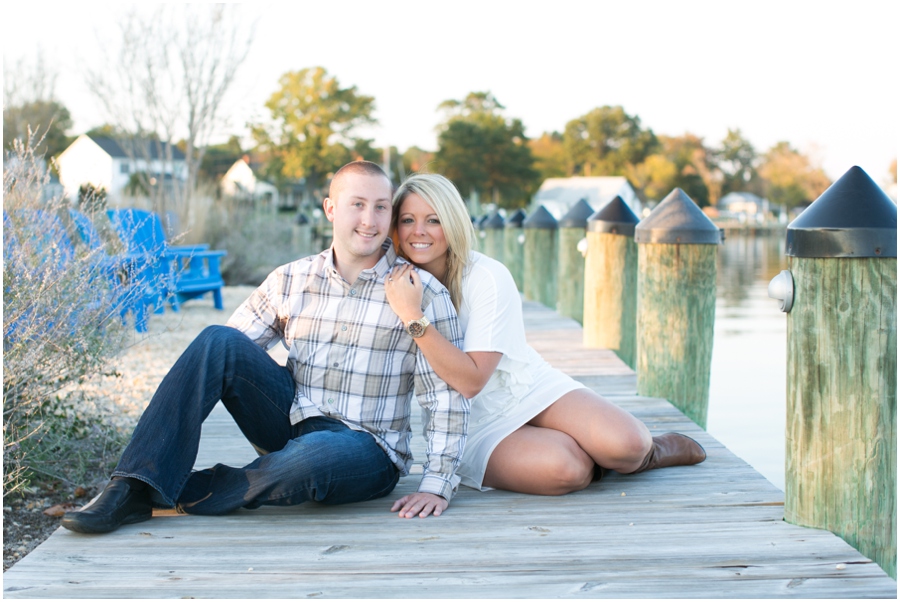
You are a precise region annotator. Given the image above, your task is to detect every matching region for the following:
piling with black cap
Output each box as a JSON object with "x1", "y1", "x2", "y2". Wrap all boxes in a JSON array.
[
  {"x1": 583, "y1": 196, "x2": 640, "y2": 369},
  {"x1": 775, "y1": 165, "x2": 897, "y2": 579},
  {"x1": 295, "y1": 212, "x2": 312, "y2": 256},
  {"x1": 556, "y1": 199, "x2": 594, "y2": 323},
  {"x1": 482, "y1": 212, "x2": 506, "y2": 262},
  {"x1": 634, "y1": 188, "x2": 721, "y2": 428},
  {"x1": 523, "y1": 205, "x2": 558, "y2": 309},
  {"x1": 504, "y1": 209, "x2": 527, "y2": 292}
]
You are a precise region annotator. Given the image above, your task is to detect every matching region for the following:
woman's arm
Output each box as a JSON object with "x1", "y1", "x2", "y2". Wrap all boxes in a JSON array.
[{"x1": 386, "y1": 264, "x2": 500, "y2": 398}]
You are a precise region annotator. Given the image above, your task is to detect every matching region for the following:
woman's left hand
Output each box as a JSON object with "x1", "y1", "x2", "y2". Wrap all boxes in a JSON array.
[{"x1": 385, "y1": 264, "x2": 425, "y2": 323}]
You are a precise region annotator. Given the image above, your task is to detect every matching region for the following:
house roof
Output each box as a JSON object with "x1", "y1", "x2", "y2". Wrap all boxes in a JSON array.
[
  {"x1": 531, "y1": 176, "x2": 639, "y2": 219},
  {"x1": 88, "y1": 135, "x2": 186, "y2": 161},
  {"x1": 719, "y1": 192, "x2": 765, "y2": 207}
]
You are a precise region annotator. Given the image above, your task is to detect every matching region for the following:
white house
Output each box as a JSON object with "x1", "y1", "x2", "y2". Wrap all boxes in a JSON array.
[
  {"x1": 220, "y1": 156, "x2": 279, "y2": 205},
  {"x1": 718, "y1": 192, "x2": 770, "y2": 218},
  {"x1": 530, "y1": 176, "x2": 640, "y2": 219},
  {"x1": 56, "y1": 134, "x2": 187, "y2": 201}
]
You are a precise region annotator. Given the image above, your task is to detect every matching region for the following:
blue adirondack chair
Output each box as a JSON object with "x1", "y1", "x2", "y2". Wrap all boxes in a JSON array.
[{"x1": 105, "y1": 208, "x2": 227, "y2": 311}]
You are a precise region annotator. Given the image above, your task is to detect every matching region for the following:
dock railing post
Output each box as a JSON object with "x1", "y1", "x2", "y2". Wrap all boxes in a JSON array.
[
  {"x1": 583, "y1": 196, "x2": 640, "y2": 369},
  {"x1": 772, "y1": 165, "x2": 897, "y2": 579},
  {"x1": 504, "y1": 209, "x2": 527, "y2": 292},
  {"x1": 557, "y1": 199, "x2": 594, "y2": 324},
  {"x1": 523, "y1": 205, "x2": 558, "y2": 309},
  {"x1": 294, "y1": 212, "x2": 312, "y2": 257},
  {"x1": 634, "y1": 188, "x2": 721, "y2": 428},
  {"x1": 482, "y1": 212, "x2": 506, "y2": 263},
  {"x1": 473, "y1": 214, "x2": 489, "y2": 254}
]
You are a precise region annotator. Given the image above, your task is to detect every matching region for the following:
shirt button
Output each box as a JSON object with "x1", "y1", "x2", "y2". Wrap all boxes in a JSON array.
[
  {"x1": 349, "y1": 289, "x2": 357, "y2": 296},
  {"x1": 341, "y1": 325, "x2": 347, "y2": 331},
  {"x1": 333, "y1": 362, "x2": 339, "y2": 367},
  {"x1": 327, "y1": 398, "x2": 334, "y2": 404}
]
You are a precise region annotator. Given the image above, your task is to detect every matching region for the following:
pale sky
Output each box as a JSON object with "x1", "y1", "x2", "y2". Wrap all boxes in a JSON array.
[{"x1": 3, "y1": 1, "x2": 898, "y2": 187}]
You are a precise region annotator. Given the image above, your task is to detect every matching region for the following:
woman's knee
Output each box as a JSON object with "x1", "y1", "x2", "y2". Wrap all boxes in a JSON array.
[{"x1": 545, "y1": 441, "x2": 594, "y2": 494}]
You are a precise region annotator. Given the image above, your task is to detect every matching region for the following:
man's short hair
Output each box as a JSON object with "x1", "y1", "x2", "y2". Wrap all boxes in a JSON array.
[{"x1": 329, "y1": 161, "x2": 390, "y2": 198}]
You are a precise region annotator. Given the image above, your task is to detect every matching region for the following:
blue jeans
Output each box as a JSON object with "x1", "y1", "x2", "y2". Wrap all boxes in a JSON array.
[{"x1": 113, "y1": 325, "x2": 399, "y2": 515}]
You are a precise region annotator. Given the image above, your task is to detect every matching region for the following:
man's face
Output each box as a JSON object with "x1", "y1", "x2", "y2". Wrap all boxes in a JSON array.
[{"x1": 323, "y1": 172, "x2": 393, "y2": 268}]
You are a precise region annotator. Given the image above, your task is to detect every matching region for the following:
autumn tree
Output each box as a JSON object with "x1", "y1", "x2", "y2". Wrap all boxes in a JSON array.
[
  {"x1": 434, "y1": 91, "x2": 539, "y2": 209},
  {"x1": 529, "y1": 132, "x2": 567, "y2": 181},
  {"x1": 3, "y1": 51, "x2": 73, "y2": 160},
  {"x1": 562, "y1": 106, "x2": 658, "y2": 177},
  {"x1": 716, "y1": 128, "x2": 762, "y2": 196},
  {"x1": 251, "y1": 67, "x2": 376, "y2": 201},
  {"x1": 758, "y1": 142, "x2": 831, "y2": 208}
]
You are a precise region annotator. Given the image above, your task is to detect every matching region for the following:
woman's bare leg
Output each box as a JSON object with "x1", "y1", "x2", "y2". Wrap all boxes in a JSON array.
[
  {"x1": 529, "y1": 388, "x2": 653, "y2": 474},
  {"x1": 482, "y1": 425, "x2": 595, "y2": 495}
]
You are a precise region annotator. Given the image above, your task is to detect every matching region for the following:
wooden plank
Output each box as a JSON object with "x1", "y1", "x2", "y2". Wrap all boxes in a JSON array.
[{"x1": 3, "y1": 296, "x2": 896, "y2": 599}]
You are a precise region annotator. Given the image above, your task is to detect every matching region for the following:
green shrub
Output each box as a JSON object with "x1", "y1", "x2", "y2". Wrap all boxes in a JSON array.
[{"x1": 3, "y1": 141, "x2": 131, "y2": 497}]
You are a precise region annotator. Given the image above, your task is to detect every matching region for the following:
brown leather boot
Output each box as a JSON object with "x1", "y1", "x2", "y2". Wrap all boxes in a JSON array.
[{"x1": 625, "y1": 433, "x2": 706, "y2": 474}]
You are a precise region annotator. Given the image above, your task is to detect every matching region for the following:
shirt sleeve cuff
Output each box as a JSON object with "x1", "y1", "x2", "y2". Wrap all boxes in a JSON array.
[{"x1": 417, "y1": 472, "x2": 461, "y2": 501}]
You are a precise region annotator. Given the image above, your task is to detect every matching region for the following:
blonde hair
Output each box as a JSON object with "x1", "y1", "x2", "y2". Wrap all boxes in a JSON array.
[{"x1": 392, "y1": 174, "x2": 475, "y2": 310}]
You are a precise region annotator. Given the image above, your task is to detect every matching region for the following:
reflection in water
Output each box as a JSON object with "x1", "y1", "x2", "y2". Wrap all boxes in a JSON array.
[{"x1": 707, "y1": 230, "x2": 788, "y2": 491}]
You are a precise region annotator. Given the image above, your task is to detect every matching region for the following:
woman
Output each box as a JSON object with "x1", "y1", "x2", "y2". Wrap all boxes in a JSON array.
[{"x1": 385, "y1": 173, "x2": 705, "y2": 501}]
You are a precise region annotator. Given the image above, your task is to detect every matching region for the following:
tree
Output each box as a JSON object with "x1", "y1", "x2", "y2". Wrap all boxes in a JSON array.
[
  {"x1": 716, "y1": 128, "x2": 762, "y2": 196},
  {"x1": 529, "y1": 132, "x2": 567, "y2": 181},
  {"x1": 401, "y1": 146, "x2": 435, "y2": 177},
  {"x1": 251, "y1": 67, "x2": 376, "y2": 201},
  {"x1": 758, "y1": 142, "x2": 831, "y2": 209},
  {"x1": 562, "y1": 106, "x2": 658, "y2": 177},
  {"x1": 86, "y1": 5, "x2": 254, "y2": 213},
  {"x1": 198, "y1": 135, "x2": 246, "y2": 183},
  {"x1": 3, "y1": 51, "x2": 73, "y2": 160},
  {"x1": 434, "y1": 91, "x2": 539, "y2": 209}
]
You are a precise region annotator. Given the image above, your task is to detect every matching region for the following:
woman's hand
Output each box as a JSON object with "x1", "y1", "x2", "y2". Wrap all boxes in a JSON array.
[
  {"x1": 385, "y1": 264, "x2": 425, "y2": 323},
  {"x1": 390, "y1": 492, "x2": 449, "y2": 518}
]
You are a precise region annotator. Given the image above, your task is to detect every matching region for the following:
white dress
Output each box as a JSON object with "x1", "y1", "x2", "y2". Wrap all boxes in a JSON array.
[{"x1": 455, "y1": 252, "x2": 586, "y2": 491}]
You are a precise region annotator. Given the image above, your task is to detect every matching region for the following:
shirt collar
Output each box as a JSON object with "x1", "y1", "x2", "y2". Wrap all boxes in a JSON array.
[{"x1": 322, "y1": 239, "x2": 397, "y2": 282}]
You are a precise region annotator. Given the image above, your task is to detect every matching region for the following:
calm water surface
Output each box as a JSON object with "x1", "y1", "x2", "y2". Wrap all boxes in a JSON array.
[{"x1": 707, "y1": 231, "x2": 789, "y2": 490}]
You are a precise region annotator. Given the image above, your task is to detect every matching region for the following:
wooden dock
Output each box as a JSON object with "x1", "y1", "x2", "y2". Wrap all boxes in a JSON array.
[{"x1": 3, "y1": 301, "x2": 896, "y2": 598}]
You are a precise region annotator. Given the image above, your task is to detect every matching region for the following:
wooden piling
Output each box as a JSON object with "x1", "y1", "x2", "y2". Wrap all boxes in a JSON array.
[
  {"x1": 482, "y1": 213, "x2": 505, "y2": 263},
  {"x1": 556, "y1": 199, "x2": 594, "y2": 324},
  {"x1": 523, "y1": 206, "x2": 558, "y2": 309},
  {"x1": 583, "y1": 196, "x2": 640, "y2": 369},
  {"x1": 294, "y1": 213, "x2": 312, "y2": 257},
  {"x1": 504, "y1": 209, "x2": 526, "y2": 292},
  {"x1": 780, "y1": 166, "x2": 897, "y2": 579},
  {"x1": 635, "y1": 188, "x2": 721, "y2": 428}
]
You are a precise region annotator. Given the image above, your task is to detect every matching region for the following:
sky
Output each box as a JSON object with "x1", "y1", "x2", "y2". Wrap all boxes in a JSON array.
[{"x1": 3, "y1": 1, "x2": 898, "y2": 187}]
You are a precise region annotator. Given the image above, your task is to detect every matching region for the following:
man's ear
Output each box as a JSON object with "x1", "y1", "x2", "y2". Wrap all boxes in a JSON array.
[{"x1": 323, "y1": 197, "x2": 336, "y2": 223}]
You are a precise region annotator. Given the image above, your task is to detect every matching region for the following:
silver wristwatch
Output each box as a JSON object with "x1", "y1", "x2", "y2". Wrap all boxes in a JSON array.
[{"x1": 406, "y1": 316, "x2": 430, "y2": 338}]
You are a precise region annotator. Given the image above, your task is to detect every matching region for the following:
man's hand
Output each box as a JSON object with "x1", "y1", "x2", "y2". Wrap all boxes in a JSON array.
[{"x1": 390, "y1": 492, "x2": 448, "y2": 518}]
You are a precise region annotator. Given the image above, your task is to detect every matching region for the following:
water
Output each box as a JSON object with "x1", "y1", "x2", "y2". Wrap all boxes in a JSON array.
[{"x1": 707, "y1": 231, "x2": 789, "y2": 490}]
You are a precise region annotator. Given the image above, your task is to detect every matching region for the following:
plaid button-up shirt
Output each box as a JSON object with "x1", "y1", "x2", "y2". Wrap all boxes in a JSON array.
[{"x1": 226, "y1": 241, "x2": 469, "y2": 499}]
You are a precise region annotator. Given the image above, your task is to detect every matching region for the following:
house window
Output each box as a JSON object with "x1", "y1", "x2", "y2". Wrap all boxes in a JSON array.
[{"x1": 120, "y1": 163, "x2": 131, "y2": 174}]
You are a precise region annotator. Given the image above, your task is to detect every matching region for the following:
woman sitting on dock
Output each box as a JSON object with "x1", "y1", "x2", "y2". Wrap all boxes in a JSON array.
[{"x1": 385, "y1": 174, "x2": 706, "y2": 513}]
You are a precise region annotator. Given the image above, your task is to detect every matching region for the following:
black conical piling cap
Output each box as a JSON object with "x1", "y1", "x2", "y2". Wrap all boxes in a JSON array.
[
  {"x1": 634, "y1": 188, "x2": 721, "y2": 244},
  {"x1": 588, "y1": 195, "x2": 640, "y2": 236},
  {"x1": 558, "y1": 198, "x2": 595, "y2": 228},
  {"x1": 522, "y1": 205, "x2": 558, "y2": 229},
  {"x1": 484, "y1": 212, "x2": 506, "y2": 229},
  {"x1": 786, "y1": 166, "x2": 897, "y2": 258},
  {"x1": 505, "y1": 208, "x2": 527, "y2": 228},
  {"x1": 296, "y1": 213, "x2": 310, "y2": 225}
]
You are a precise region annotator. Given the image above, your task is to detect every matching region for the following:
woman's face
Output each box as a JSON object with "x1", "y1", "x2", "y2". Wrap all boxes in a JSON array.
[{"x1": 396, "y1": 192, "x2": 449, "y2": 279}]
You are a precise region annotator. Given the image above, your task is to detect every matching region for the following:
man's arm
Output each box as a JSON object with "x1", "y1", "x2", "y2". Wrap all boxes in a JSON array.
[
  {"x1": 225, "y1": 266, "x2": 287, "y2": 349},
  {"x1": 396, "y1": 287, "x2": 469, "y2": 517}
]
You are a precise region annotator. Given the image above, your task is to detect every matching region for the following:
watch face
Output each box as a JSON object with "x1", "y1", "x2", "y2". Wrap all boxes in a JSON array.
[{"x1": 407, "y1": 320, "x2": 426, "y2": 338}]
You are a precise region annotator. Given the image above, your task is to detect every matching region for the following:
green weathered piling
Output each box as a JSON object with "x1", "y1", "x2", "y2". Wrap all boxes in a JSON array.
[
  {"x1": 523, "y1": 206, "x2": 558, "y2": 309},
  {"x1": 583, "y1": 196, "x2": 640, "y2": 369},
  {"x1": 294, "y1": 213, "x2": 312, "y2": 257},
  {"x1": 777, "y1": 166, "x2": 897, "y2": 579},
  {"x1": 504, "y1": 209, "x2": 526, "y2": 291},
  {"x1": 475, "y1": 214, "x2": 489, "y2": 254},
  {"x1": 556, "y1": 199, "x2": 594, "y2": 324},
  {"x1": 482, "y1": 212, "x2": 505, "y2": 262},
  {"x1": 635, "y1": 188, "x2": 721, "y2": 428}
]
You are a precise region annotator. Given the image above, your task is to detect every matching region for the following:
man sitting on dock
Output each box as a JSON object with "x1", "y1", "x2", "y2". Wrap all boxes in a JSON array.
[{"x1": 62, "y1": 161, "x2": 469, "y2": 534}]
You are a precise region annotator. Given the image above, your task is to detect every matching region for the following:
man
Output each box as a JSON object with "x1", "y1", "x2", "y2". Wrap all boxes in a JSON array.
[{"x1": 62, "y1": 161, "x2": 469, "y2": 534}]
